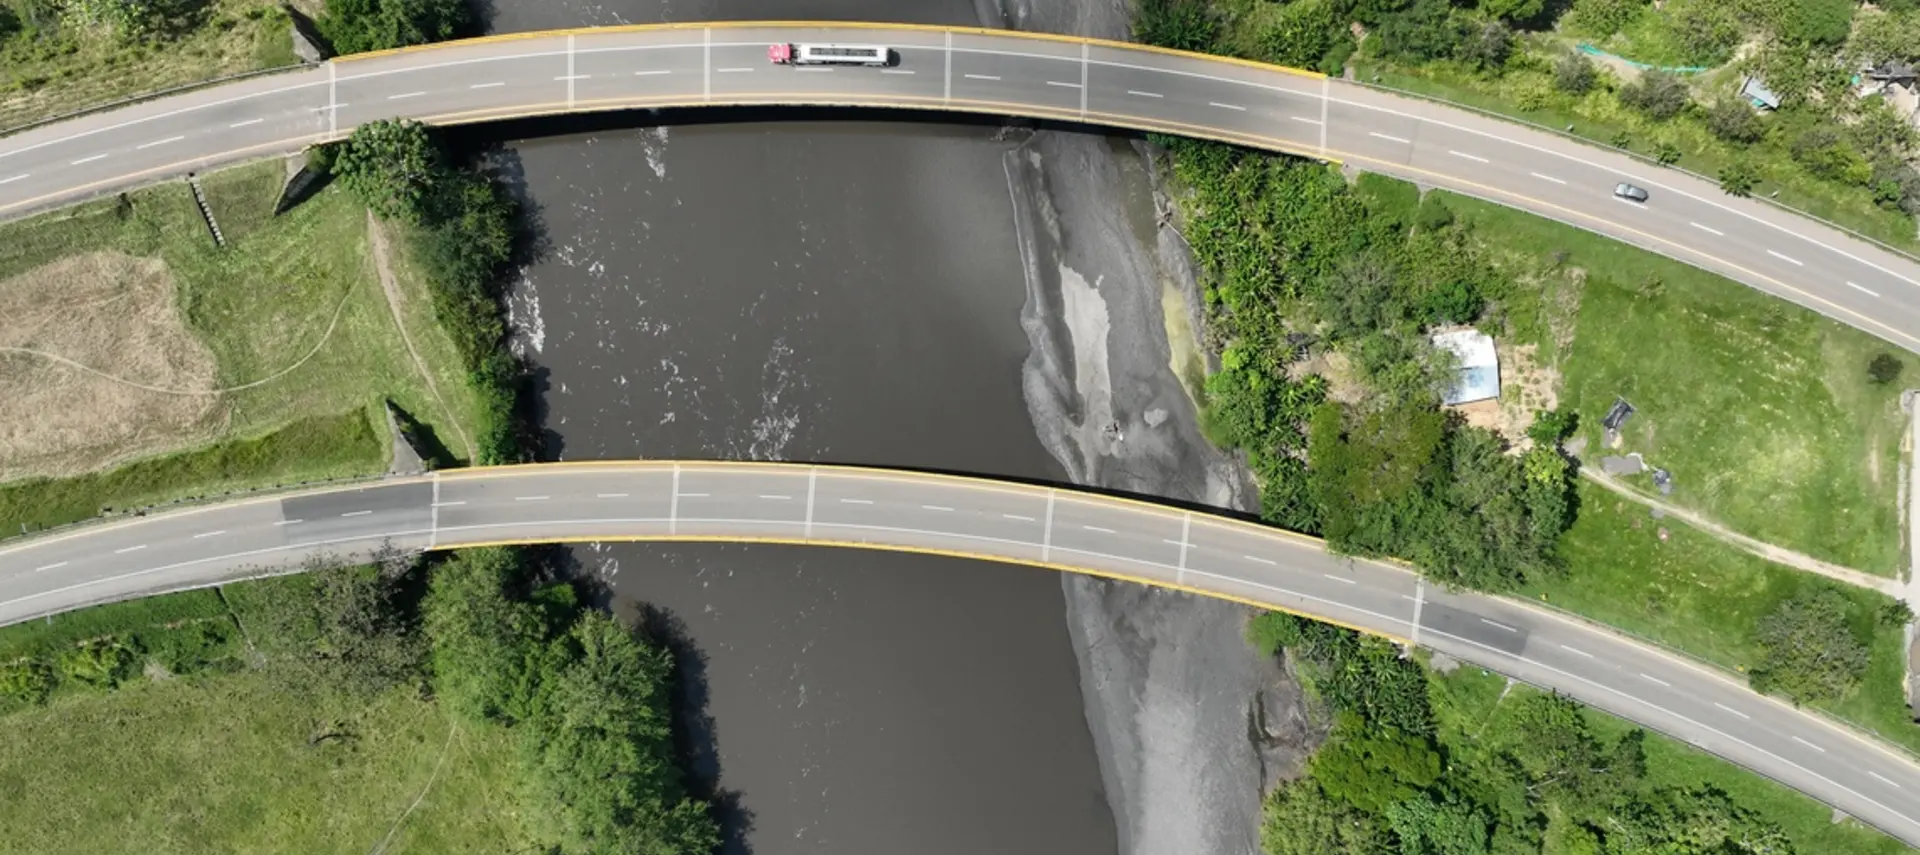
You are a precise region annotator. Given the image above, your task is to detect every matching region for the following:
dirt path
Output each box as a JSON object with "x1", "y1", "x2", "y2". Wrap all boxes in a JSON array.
[
  {"x1": 366, "y1": 212, "x2": 475, "y2": 463},
  {"x1": 1579, "y1": 466, "x2": 1903, "y2": 597}
]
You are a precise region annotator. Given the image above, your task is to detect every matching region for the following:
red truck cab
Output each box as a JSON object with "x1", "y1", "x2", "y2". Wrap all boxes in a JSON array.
[{"x1": 768, "y1": 43, "x2": 794, "y2": 64}]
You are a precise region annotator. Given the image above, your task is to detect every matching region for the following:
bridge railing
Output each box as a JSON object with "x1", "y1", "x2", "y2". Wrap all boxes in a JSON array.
[{"x1": 0, "y1": 63, "x2": 312, "y2": 141}]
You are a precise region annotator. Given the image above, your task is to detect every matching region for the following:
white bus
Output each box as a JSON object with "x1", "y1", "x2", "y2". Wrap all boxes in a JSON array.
[{"x1": 768, "y1": 43, "x2": 896, "y2": 67}]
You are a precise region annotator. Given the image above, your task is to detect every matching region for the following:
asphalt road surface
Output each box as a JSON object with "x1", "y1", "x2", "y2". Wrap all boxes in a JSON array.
[
  {"x1": 3, "y1": 461, "x2": 1920, "y2": 844},
  {"x1": 7, "y1": 20, "x2": 1920, "y2": 845},
  {"x1": 0, "y1": 23, "x2": 1918, "y2": 350}
]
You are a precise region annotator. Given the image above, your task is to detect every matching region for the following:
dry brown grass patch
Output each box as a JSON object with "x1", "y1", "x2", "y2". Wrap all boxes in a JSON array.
[{"x1": 0, "y1": 252, "x2": 222, "y2": 480}]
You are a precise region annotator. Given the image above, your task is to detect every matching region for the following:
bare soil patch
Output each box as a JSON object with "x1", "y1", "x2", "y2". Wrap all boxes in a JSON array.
[{"x1": 0, "y1": 252, "x2": 221, "y2": 479}]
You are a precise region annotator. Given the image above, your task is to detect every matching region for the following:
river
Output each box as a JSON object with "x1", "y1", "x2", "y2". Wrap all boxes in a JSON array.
[
  {"x1": 489, "y1": 0, "x2": 1318, "y2": 852},
  {"x1": 491, "y1": 1, "x2": 1120, "y2": 853}
]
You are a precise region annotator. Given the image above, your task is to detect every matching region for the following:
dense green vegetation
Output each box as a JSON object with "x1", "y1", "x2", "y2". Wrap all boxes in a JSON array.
[
  {"x1": 1136, "y1": 0, "x2": 1920, "y2": 248},
  {"x1": 1161, "y1": 137, "x2": 1576, "y2": 592},
  {"x1": 316, "y1": 0, "x2": 471, "y2": 55},
  {"x1": 0, "y1": 549, "x2": 717, "y2": 853},
  {"x1": 1247, "y1": 611, "x2": 1899, "y2": 855},
  {"x1": 325, "y1": 119, "x2": 528, "y2": 464}
]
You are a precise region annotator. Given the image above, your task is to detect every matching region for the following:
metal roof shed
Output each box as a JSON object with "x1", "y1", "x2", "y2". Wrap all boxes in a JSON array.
[{"x1": 1433, "y1": 329, "x2": 1501, "y2": 406}]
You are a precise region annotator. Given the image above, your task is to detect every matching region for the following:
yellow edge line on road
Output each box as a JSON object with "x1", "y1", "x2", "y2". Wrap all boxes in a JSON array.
[
  {"x1": 434, "y1": 459, "x2": 1339, "y2": 551},
  {"x1": 6, "y1": 85, "x2": 1906, "y2": 351},
  {"x1": 435, "y1": 532, "x2": 1407, "y2": 643},
  {"x1": 1504, "y1": 592, "x2": 1920, "y2": 770},
  {"x1": 331, "y1": 20, "x2": 1326, "y2": 81},
  {"x1": 0, "y1": 475, "x2": 431, "y2": 559}
]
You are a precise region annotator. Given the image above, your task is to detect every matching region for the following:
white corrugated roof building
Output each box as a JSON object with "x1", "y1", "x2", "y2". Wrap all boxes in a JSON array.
[{"x1": 1432, "y1": 329, "x2": 1500, "y2": 406}]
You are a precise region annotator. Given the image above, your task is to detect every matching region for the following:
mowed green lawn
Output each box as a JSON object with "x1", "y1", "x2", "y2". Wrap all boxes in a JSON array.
[
  {"x1": 1530, "y1": 482, "x2": 1918, "y2": 755},
  {"x1": 0, "y1": 673, "x2": 521, "y2": 855},
  {"x1": 0, "y1": 160, "x2": 483, "y2": 533},
  {"x1": 1431, "y1": 664, "x2": 1914, "y2": 855},
  {"x1": 1442, "y1": 191, "x2": 1910, "y2": 574}
]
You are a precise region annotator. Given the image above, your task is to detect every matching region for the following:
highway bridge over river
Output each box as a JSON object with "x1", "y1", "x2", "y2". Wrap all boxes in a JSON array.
[
  {"x1": 3, "y1": 461, "x2": 1920, "y2": 844},
  {"x1": 3, "y1": 22, "x2": 1920, "y2": 351},
  {"x1": 7, "y1": 19, "x2": 1920, "y2": 846}
]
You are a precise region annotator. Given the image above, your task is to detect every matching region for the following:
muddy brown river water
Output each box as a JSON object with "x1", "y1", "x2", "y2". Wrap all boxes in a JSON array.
[{"x1": 491, "y1": 2, "x2": 1123, "y2": 852}]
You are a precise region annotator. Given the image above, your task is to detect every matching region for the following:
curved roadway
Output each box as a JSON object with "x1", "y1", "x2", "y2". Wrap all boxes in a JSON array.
[
  {"x1": 2, "y1": 461, "x2": 1920, "y2": 843},
  {"x1": 2, "y1": 22, "x2": 1920, "y2": 350},
  {"x1": 5, "y1": 17, "x2": 1920, "y2": 844}
]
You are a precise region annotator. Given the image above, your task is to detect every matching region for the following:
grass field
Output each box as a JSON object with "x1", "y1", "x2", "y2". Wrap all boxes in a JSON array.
[
  {"x1": 0, "y1": 160, "x2": 484, "y2": 533},
  {"x1": 0, "y1": 0, "x2": 300, "y2": 131},
  {"x1": 1350, "y1": 56, "x2": 1920, "y2": 253},
  {"x1": 1431, "y1": 664, "x2": 1913, "y2": 855},
  {"x1": 1436, "y1": 190, "x2": 1909, "y2": 574},
  {"x1": 0, "y1": 569, "x2": 523, "y2": 855},
  {"x1": 1531, "y1": 482, "x2": 1919, "y2": 755},
  {"x1": 0, "y1": 671, "x2": 521, "y2": 855}
]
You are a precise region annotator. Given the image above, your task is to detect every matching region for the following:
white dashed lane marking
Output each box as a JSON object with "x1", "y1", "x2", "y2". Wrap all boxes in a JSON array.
[
  {"x1": 114, "y1": 545, "x2": 147, "y2": 554},
  {"x1": 1323, "y1": 574, "x2": 1356, "y2": 584},
  {"x1": 922, "y1": 505, "x2": 954, "y2": 512},
  {"x1": 33, "y1": 562, "x2": 67, "y2": 573},
  {"x1": 964, "y1": 73, "x2": 999, "y2": 81},
  {"x1": 1481, "y1": 618, "x2": 1518, "y2": 633},
  {"x1": 1083, "y1": 525, "x2": 1116, "y2": 534},
  {"x1": 1209, "y1": 101, "x2": 1245, "y2": 111},
  {"x1": 1791, "y1": 736, "x2": 1826, "y2": 753},
  {"x1": 1369, "y1": 131, "x2": 1410, "y2": 143},
  {"x1": 1449, "y1": 150, "x2": 1488, "y2": 163},
  {"x1": 1003, "y1": 513, "x2": 1036, "y2": 522},
  {"x1": 515, "y1": 496, "x2": 550, "y2": 502},
  {"x1": 634, "y1": 70, "x2": 672, "y2": 76},
  {"x1": 1046, "y1": 80, "x2": 1082, "y2": 89},
  {"x1": 759, "y1": 494, "x2": 792, "y2": 501},
  {"x1": 596, "y1": 493, "x2": 630, "y2": 498},
  {"x1": 387, "y1": 92, "x2": 426, "y2": 100},
  {"x1": 1244, "y1": 555, "x2": 1277, "y2": 565},
  {"x1": 341, "y1": 510, "x2": 372, "y2": 518},
  {"x1": 229, "y1": 118, "x2": 264, "y2": 128},
  {"x1": 470, "y1": 81, "x2": 507, "y2": 88},
  {"x1": 1714, "y1": 702, "x2": 1751, "y2": 719},
  {"x1": 71, "y1": 154, "x2": 107, "y2": 165},
  {"x1": 1848, "y1": 281, "x2": 1880, "y2": 297},
  {"x1": 840, "y1": 498, "x2": 874, "y2": 505},
  {"x1": 1290, "y1": 116, "x2": 1322, "y2": 125},
  {"x1": 1640, "y1": 673, "x2": 1672, "y2": 687},
  {"x1": 1530, "y1": 171, "x2": 1566, "y2": 184},
  {"x1": 136, "y1": 136, "x2": 184, "y2": 150},
  {"x1": 1689, "y1": 222, "x2": 1724, "y2": 236},
  {"x1": 1767, "y1": 249, "x2": 1804, "y2": 266},
  {"x1": 192, "y1": 531, "x2": 226, "y2": 539},
  {"x1": 1126, "y1": 89, "x2": 1162, "y2": 98},
  {"x1": 1871, "y1": 772, "x2": 1902, "y2": 788},
  {"x1": 1559, "y1": 644, "x2": 1594, "y2": 658}
]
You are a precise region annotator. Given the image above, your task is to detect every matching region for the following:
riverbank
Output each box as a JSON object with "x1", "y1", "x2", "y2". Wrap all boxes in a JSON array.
[{"x1": 991, "y1": 2, "x2": 1327, "y2": 854}]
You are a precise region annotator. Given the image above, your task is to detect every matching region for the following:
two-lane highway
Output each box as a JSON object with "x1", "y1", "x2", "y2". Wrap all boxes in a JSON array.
[
  {"x1": 4, "y1": 461, "x2": 1920, "y2": 845},
  {"x1": 7, "y1": 19, "x2": 1920, "y2": 845},
  {"x1": 2, "y1": 22, "x2": 1919, "y2": 350}
]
